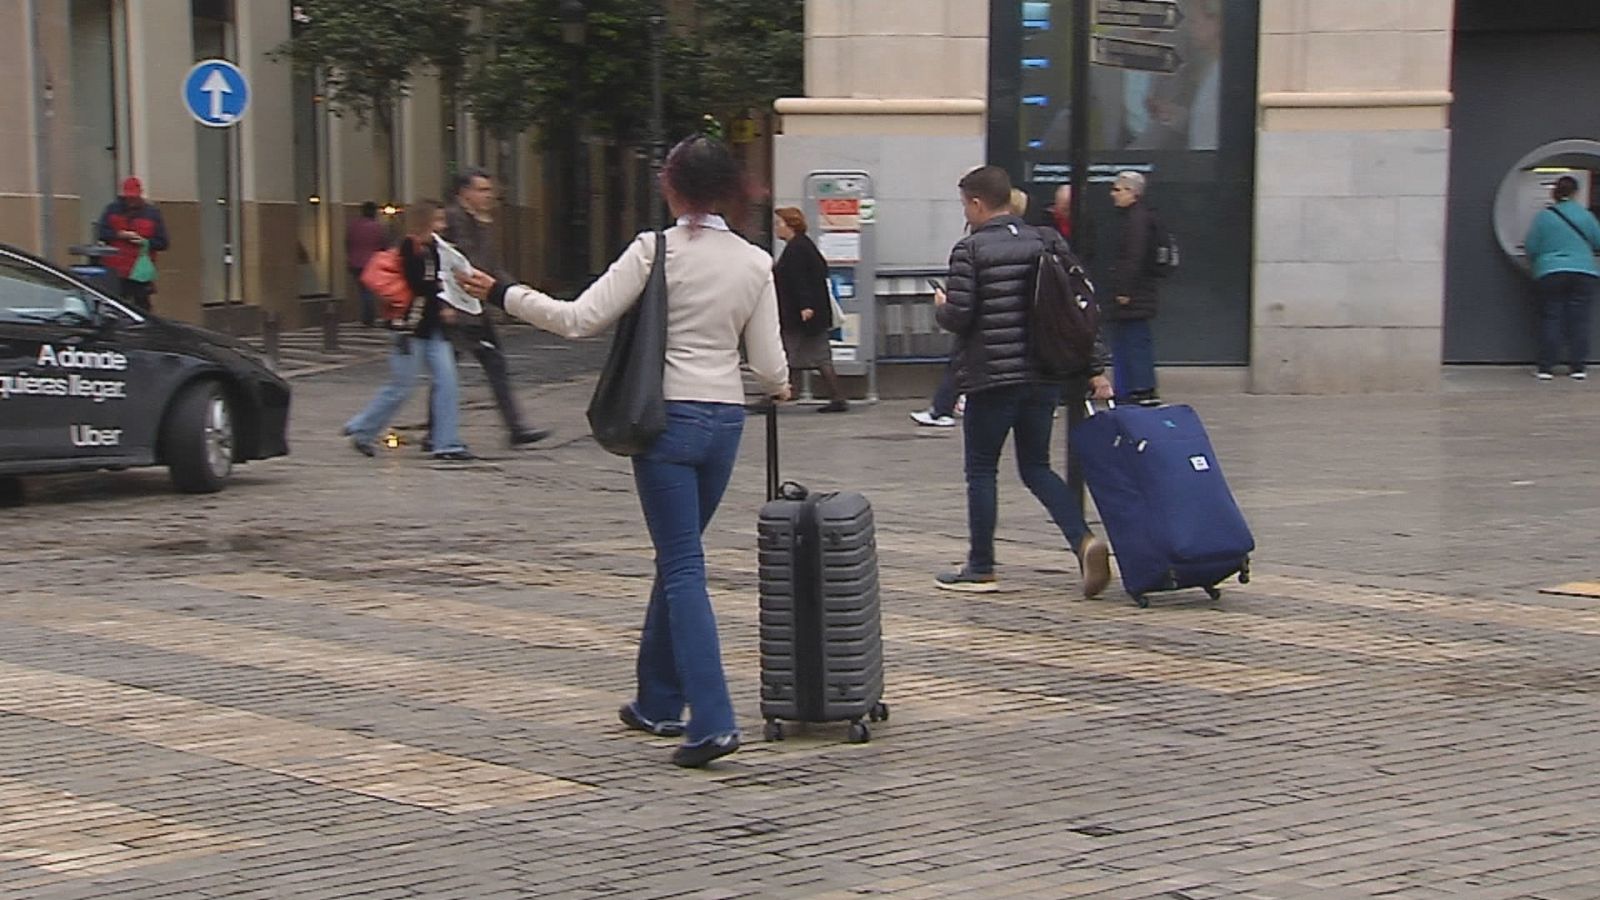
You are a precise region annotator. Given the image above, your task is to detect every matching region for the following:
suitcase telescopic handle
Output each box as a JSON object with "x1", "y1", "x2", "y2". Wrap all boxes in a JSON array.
[
  {"x1": 765, "y1": 401, "x2": 780, "y2": 502},
  {"x1": 1084, "y1": 398, "x2": 1117, "y2": 417}
]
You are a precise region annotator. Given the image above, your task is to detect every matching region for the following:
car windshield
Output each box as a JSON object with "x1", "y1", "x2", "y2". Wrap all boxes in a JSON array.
[{"x1": 0, "y1": 254, "x2": 99, "y2": 325}]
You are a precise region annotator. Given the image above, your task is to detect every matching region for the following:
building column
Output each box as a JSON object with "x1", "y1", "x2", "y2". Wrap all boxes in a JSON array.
[
  {"x1": 123, "y1": 0, "x2": 203, "y2": 321},
  {"x1": 774, "y1": 0, "x2": 988, "y2": 269},
  {"x1": 1250, "y1": 1, "x2": 1455, "y2": 393},
  {"x1": 0, "y1": 1, "x2": 75, "y2": 258},
  {"x1": 237, "y1": 0, "x2": 300, "y2": 324}
]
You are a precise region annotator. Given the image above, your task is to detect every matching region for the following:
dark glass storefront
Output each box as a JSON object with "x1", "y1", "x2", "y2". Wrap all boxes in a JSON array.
[
  {"x1": 1446, "y1": 0, "x2": 1600, "y2": 363},
  {"x1": 988, "y1": 0, "x2": 1259, "y2": 364}
]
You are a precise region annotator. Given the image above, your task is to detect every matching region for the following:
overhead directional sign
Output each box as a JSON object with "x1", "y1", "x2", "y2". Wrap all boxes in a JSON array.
[
  {"x1": 1095, "y1": 0, "x2": 1184, "y2": 31},
  {"x1": 1092, "y1": 36, "x2": 1184, "y2": 74},
  {"x1": 183, "y1": 59, "x2": 250, "y2": 127}
]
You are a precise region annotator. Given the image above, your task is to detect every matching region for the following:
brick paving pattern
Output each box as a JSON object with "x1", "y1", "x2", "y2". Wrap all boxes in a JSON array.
[{"x1": 2, "y1": 329, "x2": 1598, "y2": 898}]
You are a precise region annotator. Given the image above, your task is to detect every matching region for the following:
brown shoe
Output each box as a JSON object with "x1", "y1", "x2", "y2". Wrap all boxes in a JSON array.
[{"x1": 1077, "y1": 535, "x2": 1111, "y2": 599}]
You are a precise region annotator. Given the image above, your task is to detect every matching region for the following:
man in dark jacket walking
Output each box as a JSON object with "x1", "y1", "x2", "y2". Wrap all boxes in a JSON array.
[
  {"x1": 933, "y1": 165, "x2": 1113, "y2": 598},
  {"x1": 439, "y1": 168, "x2": 549, "y2": 448},
  {"x1": 1107, "y1": 171, "x2": 1161, "y2": 405},
  {"x1": 96, "y1": 177, "x2": 169, "y2": 313}
]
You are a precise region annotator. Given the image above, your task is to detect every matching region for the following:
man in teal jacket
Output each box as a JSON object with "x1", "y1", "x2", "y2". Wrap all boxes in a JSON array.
[{"x1": 1524, "y1": 175, "x2": 1600, "y2": 380}]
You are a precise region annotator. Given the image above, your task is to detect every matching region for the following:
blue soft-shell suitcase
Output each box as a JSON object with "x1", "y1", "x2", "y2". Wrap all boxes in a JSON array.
[{"x1": 1070, "y1": 403, "x2": 1254, "y2": 607}]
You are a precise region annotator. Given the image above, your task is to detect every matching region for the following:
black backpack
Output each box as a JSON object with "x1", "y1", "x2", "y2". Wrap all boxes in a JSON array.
[
  {"x1": 1027, "y1": 242, "x2": 1100, "y2": 380},
  {"x1": 1144, "y1": 209, "x2": 1180, "y2": 278}
]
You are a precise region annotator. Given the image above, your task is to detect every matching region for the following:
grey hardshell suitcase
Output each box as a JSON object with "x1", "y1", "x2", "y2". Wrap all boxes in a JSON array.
[{"x1": 756, "y1": 404, "x2": 888, "y2": 743}]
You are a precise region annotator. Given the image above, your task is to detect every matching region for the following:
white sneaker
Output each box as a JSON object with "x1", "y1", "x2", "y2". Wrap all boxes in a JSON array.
[
  {"x1": 1536, "y1": 372, "x2": 1555, "y2": 381},
  {"x1": 1573, "y1": 371, "x2": 1588, "y2": 381},
  {"x1": 910, "y1": 409, "x2": 956, "y2": 428}
]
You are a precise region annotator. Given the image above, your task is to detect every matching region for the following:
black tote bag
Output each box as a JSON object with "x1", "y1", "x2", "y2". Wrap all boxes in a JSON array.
[{"x1": 586, "y1": 231, "x2": 668, "y2": 456}]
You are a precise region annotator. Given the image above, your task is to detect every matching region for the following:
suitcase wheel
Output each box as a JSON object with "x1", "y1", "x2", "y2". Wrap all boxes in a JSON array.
[
  {"x1": 1132, "y1": 594, "x2": 1150, "y2": 609},
  {"x1": 868, "y1": 702, "x2": 889, "y2": 723},
  {"x1": 1204, "y1": 585, "x2": 1223, "y2": 601},
  {"x1": 1239, "y1": 559, "x2": 1252, "y2": 584},
  {"x1": 763, "y1": 720, "x2": 785, "y2": 742},
  {"x1": 847, "y1": 721, "x2": 871, "y2": 744}
]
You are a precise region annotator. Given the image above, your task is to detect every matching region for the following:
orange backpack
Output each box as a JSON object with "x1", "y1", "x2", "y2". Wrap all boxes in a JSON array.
[{"x1": 360, "y1": 249, "x2": 412, "y2": 321}]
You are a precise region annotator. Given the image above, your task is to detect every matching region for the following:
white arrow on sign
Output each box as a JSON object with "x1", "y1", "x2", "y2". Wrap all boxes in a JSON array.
[{"x1": 201, "y1": 69, "x2": 233, "y2": 122}]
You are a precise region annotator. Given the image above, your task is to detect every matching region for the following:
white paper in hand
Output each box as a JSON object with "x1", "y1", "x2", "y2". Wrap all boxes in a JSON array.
[{"x1": 433, "y1": 236, "x2": 484, "y2": 315}]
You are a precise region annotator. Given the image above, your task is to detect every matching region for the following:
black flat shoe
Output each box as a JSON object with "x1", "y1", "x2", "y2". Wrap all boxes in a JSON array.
[
  {"x1": 510, "y1": 428, "x2": 552, "y2": 448},
  {"x1": 671, "y1": 733, "x2": 740, "y2": 768},
  {"x1": 817, "y1": 400, "x2": 850, "y2": 413},
  {"x1": 432, "y1": 449, "x2": 477, "y2": 461},
  {"x1": 350, "y1": 437, "x2": 375, "y2": 457},
  {"x1": 618, "y1": 703, "x2": 685, "y2": 738}
]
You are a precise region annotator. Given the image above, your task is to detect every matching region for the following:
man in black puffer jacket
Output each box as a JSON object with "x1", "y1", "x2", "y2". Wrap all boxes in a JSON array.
[{"x1": 933, "y1": 165, "x2": 1114, "y2": 598}]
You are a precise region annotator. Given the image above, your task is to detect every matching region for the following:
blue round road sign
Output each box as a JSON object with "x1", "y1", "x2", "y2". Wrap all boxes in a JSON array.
[{"x1": 183, "y1": 59, "x2": 250, "y2": 127}]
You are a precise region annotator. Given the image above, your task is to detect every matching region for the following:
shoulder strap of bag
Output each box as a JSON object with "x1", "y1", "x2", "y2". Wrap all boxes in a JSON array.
[
  {"x1": 650, "y1": 228, "x2": 666, "y2": 275},
  {"x1": 1550, "y1": 205, "x2": 1600, "y2": 251}
]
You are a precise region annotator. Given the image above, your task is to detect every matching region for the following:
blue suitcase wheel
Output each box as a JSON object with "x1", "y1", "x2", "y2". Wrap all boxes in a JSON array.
[
  {"x1": 1132, "y1": 594, "x2": 1150, "y2": 609},
  {"x1": 1239, "y1": 559, "x2": 1252, "y2": 584},
  {"x1": 1204, "y1": 586, "x2": 1222, "y2": 601}
]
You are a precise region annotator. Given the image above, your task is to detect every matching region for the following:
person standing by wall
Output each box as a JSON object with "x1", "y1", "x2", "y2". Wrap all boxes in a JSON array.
[
  {"x1": 1524, "y1": 174, "x2": 1600, "y2": 380},
  {"x1": 96, "y1": 177, "x2": 169, "y2": 313},
  {"x1": 772, "y1": 207, "x2": 848, "y2": 412},
  {"x1": 1107, "y1": 171, "x2": 1161, "y2": 405},
  {"x1": 932, "y1": 165, "x2": 1114, "y2": 598},
  {"x1": 345, "y1": 201, "x2": 388, "y2": 327},
  {"x1": 443, "y1": 168, "x2": 550, "y2": 446}
]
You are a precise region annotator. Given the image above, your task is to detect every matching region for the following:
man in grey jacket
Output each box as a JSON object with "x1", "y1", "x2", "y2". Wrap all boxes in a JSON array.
[
  {"x1": 439, "y1": 168, "x2": 549, "y2": 448},
  {"x1": 933, "y1": 165, "x2": 1113, "y2": 598}
]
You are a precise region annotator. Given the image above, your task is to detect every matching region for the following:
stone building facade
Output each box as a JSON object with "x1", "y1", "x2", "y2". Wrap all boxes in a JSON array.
[{"x1": 776, "y1": 1, "x2": 1600, "y2": 393}]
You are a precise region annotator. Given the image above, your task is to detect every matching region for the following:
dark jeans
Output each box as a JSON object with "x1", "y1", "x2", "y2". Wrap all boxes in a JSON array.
[
  {"x1": 1111, "y1": 318, "x2": 1157, "y2": 396},
  {"x1": 962, "y1": 383, "x2": 1090, "y2": 575},
  {"x1": 428, "y1": 313, "x2": 532, "y2": 437},
  {"x1": 929, "y1": 354, "x2": 959, "y2": 417},
  {"x1": 631, "y1": 402, "x2": 746, "y2": 742},
  {"x1": 350, "y1": 268, "x2": 375, "y2": 326},
  {"x1": 119, "y1": 278, "x2": 154, "y2": 313},
  {"x1": 1536, "y1": 272, "x2": 1596, "y2": 374}
]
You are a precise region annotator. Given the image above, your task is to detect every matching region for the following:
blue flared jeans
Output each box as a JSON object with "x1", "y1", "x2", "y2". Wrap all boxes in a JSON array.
[{"x1": 630, "y1": 401, "x2": 746, "y2": 742}]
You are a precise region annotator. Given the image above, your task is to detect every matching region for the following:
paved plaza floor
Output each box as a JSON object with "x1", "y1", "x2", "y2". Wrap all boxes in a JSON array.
[{"x1": 3, "y1": 324, "x2": 1600, "y2": 898}]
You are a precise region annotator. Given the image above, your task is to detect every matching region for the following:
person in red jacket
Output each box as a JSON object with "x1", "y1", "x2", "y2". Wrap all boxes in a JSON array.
[{"x1": 96, "y1": 177, "x2": 170, "y2": 313}]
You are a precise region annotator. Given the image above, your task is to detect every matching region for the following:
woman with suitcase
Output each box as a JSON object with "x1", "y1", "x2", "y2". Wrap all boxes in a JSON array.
[{"x1": 460, "y1": 137, "x2": 790, "y2": 767}]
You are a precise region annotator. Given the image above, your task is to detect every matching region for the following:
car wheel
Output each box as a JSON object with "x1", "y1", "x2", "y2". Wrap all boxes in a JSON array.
[
  {"x1": 0, "y1": 477, "x2": 22, "y2": 507},
  {"x1": 165, "y1": 381, "x2": 235, "y2": 493}
]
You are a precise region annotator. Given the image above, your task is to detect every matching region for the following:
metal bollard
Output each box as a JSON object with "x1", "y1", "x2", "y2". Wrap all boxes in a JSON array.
[
  {"x1": 321, "y1": 300, "x2": 340, "y2": 353},
  {"x1": 262, "y1": 313, "x2": 280, "y2": 369}
]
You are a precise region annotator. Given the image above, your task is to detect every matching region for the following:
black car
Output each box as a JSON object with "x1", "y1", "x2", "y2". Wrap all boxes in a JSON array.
[{"x1": 0, "y1": 243, "x2": 290, "y2": 499}]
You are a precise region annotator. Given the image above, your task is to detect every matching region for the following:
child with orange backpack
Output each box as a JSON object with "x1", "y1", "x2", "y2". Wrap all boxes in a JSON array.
[{"x1": 342, "y1": 200, "x2": 475, "y2": 461}]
